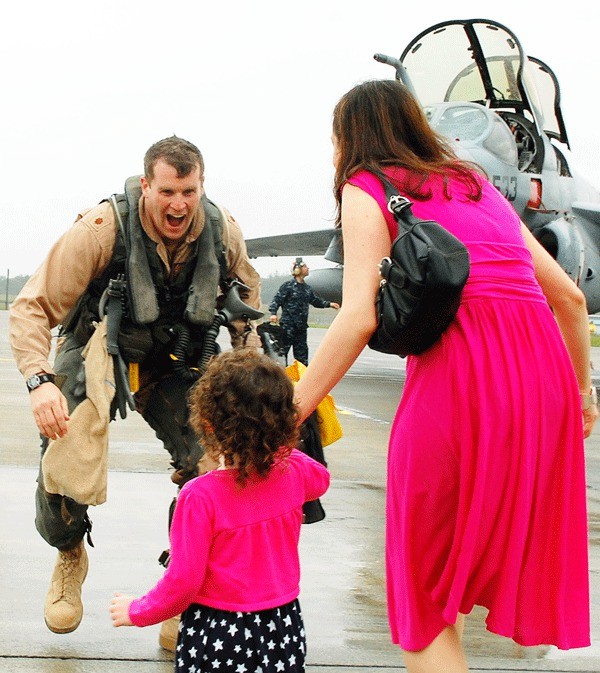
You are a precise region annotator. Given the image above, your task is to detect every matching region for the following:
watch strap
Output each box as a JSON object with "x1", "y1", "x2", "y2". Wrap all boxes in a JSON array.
[{"x1": 26, "y1": 373, "x2": 56, "y2": 392}]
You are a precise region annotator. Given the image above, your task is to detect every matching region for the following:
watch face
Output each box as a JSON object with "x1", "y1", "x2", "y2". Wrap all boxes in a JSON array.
[
  {"x1": 26, "y1": 373, "x2": 55, "y2": 392},
  {"x1": 27, "y1": 374, "x2": 41, "y2": 390}
]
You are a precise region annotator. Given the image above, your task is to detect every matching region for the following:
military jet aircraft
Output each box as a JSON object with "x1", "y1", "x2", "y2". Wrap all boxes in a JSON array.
[{"x1": 245, "y1": 18, "x2": 600, "y2": 311}]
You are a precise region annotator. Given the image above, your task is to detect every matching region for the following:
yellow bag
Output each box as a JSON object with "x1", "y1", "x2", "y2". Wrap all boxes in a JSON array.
[{"x1": 286, "y1": 360, "x2": 343, "y2": 447}]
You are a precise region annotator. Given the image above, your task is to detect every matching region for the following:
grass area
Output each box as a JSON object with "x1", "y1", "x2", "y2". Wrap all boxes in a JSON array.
[{"x1": 592, "y1": 335, "x2": 600, "y2": 348}]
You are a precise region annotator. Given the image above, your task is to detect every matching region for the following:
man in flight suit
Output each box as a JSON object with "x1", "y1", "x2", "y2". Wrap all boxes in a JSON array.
[
  {"x1": 9, "y1": 136, "x2": 261, "y2": 640},
  {"x1": 269, "y1": 258, "x2": 339, "y2": 365}
]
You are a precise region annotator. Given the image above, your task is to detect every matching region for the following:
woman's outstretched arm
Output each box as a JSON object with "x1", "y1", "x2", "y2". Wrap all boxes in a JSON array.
[{"x1": 294, "y1": 184, "x2": 391, "y2": 422}]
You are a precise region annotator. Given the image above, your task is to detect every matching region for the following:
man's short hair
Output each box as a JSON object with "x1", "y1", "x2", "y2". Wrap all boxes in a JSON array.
[{"x1": 144, "y1": 136, "x2": 204, "y2": 181}]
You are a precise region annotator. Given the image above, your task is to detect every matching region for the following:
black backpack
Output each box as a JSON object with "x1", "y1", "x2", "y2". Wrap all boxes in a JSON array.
[{"x1": 368, "y1": 172, "x2": 470, "y2": 357}]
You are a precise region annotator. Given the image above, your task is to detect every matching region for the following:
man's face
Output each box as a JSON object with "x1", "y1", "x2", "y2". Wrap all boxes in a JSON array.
[{"x1": 141, "y1": 159, "x2": 204, "y2": 243}]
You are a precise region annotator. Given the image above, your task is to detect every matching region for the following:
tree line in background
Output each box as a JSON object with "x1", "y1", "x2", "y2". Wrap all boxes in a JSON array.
[{"x1": 0, "y1": 275, "x2": 29, "y2": 310}]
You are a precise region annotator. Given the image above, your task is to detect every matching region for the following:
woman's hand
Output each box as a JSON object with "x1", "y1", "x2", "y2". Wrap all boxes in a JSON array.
[{"x1": 109, "y1": 591, "x2": 135, "y2": 627}]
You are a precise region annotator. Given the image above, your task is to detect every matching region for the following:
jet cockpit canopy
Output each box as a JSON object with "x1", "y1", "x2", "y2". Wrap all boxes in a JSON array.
[{"x1": 399, "y1": 19, "x2": 569, "y2": 150}]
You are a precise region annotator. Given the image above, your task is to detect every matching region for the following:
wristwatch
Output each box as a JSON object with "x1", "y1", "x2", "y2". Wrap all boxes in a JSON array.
[
  {"x1": 26, "y1": 373, "x2": 56, "y2": 393},
  {"x1": 581, "y1": 385, "x2": 598, "y2": 411}
]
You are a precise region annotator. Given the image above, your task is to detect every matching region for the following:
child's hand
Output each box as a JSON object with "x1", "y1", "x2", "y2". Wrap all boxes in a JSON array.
[{"x1": 109, "y1": 591, "x2": 135, "y2": 627}]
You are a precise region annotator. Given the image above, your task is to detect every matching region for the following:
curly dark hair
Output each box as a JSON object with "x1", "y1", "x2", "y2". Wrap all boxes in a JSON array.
[{"x1": 188, "y1": 348, "x2": 300, "y2": 486}]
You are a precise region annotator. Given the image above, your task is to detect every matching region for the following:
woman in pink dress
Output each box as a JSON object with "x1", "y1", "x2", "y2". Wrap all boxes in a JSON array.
[{"x1": 293, "y1": 79, "x2": 598, "y2": 672}]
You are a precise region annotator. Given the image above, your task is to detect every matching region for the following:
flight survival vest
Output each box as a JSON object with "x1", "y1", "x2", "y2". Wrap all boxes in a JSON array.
[
  {"x1": 64, "y1": 176, "x2": 229, "y2": 361},
  {"x1": 109, "y1": 175, "x2": 228, "y2": 327}
]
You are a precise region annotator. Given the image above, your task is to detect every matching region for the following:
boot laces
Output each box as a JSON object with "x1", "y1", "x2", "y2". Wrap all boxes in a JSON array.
[{"x1": 56, "y1": 548, "x2": 82, "y2": 601}]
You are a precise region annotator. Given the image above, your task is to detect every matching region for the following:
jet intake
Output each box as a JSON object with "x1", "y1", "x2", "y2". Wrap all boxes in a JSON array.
[
  {"x1": 307, "y1": 267, "x2": 343, "y2": 305},
  {"x1": 534, "y1": 218, "x2": 583, "y2": 283}
]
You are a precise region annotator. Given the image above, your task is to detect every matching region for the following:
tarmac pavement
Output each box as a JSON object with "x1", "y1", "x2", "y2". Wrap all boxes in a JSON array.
[{"x1": 1, "y1": 315, "x2": 599, "y2": 672}]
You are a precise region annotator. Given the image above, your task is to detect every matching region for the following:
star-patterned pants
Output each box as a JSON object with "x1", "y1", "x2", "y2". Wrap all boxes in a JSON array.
[{"x1": 176, "y1": 599, "x2": 306, "y2": 673}]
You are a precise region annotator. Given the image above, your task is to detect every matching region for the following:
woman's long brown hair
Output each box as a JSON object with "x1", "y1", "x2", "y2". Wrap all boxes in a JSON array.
[{"x1": 332, "y1": 79, "x2": 483, "y2": 226}]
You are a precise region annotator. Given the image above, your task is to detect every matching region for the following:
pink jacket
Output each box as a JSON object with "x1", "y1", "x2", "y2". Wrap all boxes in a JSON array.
[{"x1": 129, "y1": 449, "x2": 330, "y2": 626}]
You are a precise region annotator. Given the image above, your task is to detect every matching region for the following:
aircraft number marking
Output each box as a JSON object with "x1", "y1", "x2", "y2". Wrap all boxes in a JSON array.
[{"x1": 492, "y1": 175, "x2": 517, "y2": 202}]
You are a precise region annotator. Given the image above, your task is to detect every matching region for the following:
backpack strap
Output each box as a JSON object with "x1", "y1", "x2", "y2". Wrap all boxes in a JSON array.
[{"x1": 368, "y1": 169, "x2": 414, "y2": 229}]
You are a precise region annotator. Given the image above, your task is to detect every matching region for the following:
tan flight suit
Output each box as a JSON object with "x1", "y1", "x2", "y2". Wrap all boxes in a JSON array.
[{"x1": 9, "y1": 195, "x2": 262, "y2": 550}]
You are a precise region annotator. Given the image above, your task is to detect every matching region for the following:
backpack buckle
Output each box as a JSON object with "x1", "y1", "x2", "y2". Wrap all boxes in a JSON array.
[{"x1": 387, "y1": 194, "x2": 411, "y2": 214}]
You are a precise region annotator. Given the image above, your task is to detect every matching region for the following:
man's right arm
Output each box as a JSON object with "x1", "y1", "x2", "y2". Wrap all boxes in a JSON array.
[
  {"x1": 9, "y1": 202, "x2": 116, "y2": 437},
  {"x1": 9, "y1": 202, "x2": 116, "y2": 379}
]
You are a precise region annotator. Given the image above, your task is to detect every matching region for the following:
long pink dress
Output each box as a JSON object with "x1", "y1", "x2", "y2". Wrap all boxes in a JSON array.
[{"x1": 348, "y1": 168, "x2": 590, "y2": 651}]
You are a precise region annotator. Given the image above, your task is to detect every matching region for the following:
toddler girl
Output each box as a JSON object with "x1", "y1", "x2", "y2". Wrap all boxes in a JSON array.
[{"x1": 110, "y1": 348, "x2": 330, "y2": 672}]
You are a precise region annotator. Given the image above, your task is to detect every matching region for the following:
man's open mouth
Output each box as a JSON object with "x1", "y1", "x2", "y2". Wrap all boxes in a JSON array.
[{"x1": 166, "y1": 214, "x2": 186, "y2": 227}]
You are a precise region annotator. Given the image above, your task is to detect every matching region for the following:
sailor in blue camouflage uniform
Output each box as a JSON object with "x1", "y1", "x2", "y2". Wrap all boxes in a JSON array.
[{"x1": 269, "y1": 258, "x2": 339, "y2": 365}]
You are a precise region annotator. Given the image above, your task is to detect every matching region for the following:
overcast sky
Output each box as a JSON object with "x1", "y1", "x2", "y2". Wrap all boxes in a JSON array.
[{"x1": 2, "y1": 0, "x2": 599, "y2": 277}]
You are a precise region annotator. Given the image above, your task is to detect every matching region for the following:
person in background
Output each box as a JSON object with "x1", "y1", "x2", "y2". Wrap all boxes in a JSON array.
[
  {"x1": 110, "y1": 348, "x2": 330, "y2": 673},
  {"x1": 269, "y1": 258, "x2": 339, "y2": 365},
  {"x1": 292, "y1": 79, "x2": 597, "y2": 672},
  {"x1": 8, "y1": 136, "x2": 261, "y2": 646}
]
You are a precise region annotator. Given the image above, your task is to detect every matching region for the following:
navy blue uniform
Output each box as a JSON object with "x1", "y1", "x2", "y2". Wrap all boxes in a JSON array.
[{"x1": 269, "y1": 279, "x2": 331, "y2": 365}]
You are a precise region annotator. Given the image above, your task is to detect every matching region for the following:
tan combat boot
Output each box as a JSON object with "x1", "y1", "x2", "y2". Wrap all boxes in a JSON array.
[
  {"x1": 159, "y1": 614, "x2": 180, "y2": 653},
  {"x1": 44, "y1": 540, "x2": 88, "y2": 634}
]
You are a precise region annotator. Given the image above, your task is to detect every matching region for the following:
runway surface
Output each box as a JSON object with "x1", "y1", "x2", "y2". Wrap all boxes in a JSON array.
[{"x1": 1, "y1": 313, "x2": 599, "y2": 672}]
